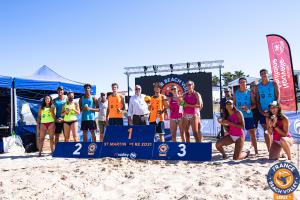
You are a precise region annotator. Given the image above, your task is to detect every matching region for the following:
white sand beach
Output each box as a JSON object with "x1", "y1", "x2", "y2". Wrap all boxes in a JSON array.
[{"x1": 0, "y1": 142, "x2": 299, "y2": 200}]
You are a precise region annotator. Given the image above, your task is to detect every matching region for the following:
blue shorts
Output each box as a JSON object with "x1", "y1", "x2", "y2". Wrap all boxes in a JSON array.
[
  {"x1": 244, "y1": 118, "x2": 255, "y2": 130},
  {"x1": 258, "y1": 112, "x2": 267, "y2": 125}
]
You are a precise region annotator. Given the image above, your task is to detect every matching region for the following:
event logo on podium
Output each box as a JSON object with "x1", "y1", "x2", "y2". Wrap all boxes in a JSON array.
[
  {"x1": 88, "y1": 143, "x2": 97, "y2": 155},
  {"x1": 158, "y1": 143, "x2": 169, "y2": 157}
]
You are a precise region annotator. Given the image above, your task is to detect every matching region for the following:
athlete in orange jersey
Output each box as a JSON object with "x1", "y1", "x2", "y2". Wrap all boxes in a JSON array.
[
  {"x1": 147, "y1": 82, "x2": 168, "y2": 142},
  {"x1": 106, "y1": 83, "x2": 125, "y2": 126}
]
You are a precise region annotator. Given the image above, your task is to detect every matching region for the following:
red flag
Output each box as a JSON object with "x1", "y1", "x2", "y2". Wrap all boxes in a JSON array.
[{"x1": 266, "y1": 34, "x2": 297, "y2": 111}]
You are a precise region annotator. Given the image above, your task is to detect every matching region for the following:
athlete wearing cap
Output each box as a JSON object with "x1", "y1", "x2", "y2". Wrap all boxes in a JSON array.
[
  {"x1": 216, "y1": 99, "x2": 250, "y2": 160},
  {"x1": 267, "y1": 101, "x2": 293, "y2": 160},
  {"x1": 53, "y1": 86, "x2": 67, "y2": 143},
  {"x1": 167, "y1": 85, "x2": 185, "y2": 142}
]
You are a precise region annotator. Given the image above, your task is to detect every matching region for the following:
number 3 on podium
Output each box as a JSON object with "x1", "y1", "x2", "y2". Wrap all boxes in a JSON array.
[{"x1": 177, "y1": 144, "x2": 186, "y2": 157}]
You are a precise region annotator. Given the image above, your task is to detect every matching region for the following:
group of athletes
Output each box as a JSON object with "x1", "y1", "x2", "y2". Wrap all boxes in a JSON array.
[
  {"x1": 216, "y1": 69, "x2": 294, "y2": 160},
  {"x1": 36, "y1": 68, "x2": 294, "y2": 160}
]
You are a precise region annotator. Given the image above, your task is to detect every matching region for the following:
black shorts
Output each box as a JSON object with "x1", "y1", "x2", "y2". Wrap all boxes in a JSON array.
[
  {"x1": 81, "y1": 120, "x2": 97, "y2": 131},
  {"x1": 64, "y1": 120, "x2": 78, "y2": 126},
  {"x1": 55, "y1": 122, "x2": 64, "y2": 134},
  {"x1": 108, "y1": 118, "x2": 123, "y2": 126},
  {"x1": 133, "y1": 115, "x2": 148, "y2": 125},
  {"x1": 150, "y1": 121, "x2": 165, "y2": 134}
]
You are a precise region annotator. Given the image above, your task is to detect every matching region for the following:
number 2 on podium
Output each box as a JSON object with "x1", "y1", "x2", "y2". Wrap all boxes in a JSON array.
[{"x1": 128, "y1": 128, "x2": 133, "y2": 139}]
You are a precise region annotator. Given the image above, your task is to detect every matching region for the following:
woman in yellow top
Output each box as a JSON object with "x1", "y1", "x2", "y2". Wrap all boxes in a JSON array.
[
  {"x1": 61, "y1": 91, "x2": 80, "y2": 142},
  {"x1": 148, "y1": 82, "x2": 168, "y2": 142},
  {"x1": 37, "y1": 95, "x2": 56, "y2": 156}
]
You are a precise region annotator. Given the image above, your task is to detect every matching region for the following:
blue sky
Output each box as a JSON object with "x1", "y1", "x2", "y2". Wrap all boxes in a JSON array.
[{"x1": 0, "y1": 0, "x2": 299, "y2": 94}]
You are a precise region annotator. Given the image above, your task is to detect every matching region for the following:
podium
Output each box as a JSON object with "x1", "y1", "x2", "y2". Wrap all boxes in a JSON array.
[{"x1": 53, "y1": 125, "x2": 212, "y2": 161}]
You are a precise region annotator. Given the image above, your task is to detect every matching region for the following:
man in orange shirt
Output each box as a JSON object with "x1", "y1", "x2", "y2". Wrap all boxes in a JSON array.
[
  {"x1": 148, "y1": 82, "x2": 168, "y2": 142},
  {"x1": 106, "y1": 83, "x2": 125, "y2": 126}
]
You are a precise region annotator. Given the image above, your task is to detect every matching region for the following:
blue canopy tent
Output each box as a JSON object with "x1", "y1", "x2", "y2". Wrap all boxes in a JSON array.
[
  {"x1": 13, "y1": 66, "x2": 96, "y2": 152},
  {"x1": 14, "y1": 65, "x2": 96, "y2": 97},
  {"x1": 0, "y1": 75, "x2": 13, "y2": 152},
  {"x1": 0, "y1": 75, "x2": 13, "y2": 130},
  {"x1": 0, "y1": 75, "x2": 13, "y2": 89}
]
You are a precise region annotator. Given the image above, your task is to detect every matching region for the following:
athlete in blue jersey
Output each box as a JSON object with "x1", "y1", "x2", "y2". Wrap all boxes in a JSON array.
[
  {"x1": 233, "y1": 77, "x2": 258, "y2": 155},
  {"x1": 256, "y1": 69, "x2": 280, "y2": 151},
  {"x1": 53, "y1": 86, "x2": 67, "y2": 143},
  {"x1": 79, "y1": 83, "x2": 99, "y2": 142}
]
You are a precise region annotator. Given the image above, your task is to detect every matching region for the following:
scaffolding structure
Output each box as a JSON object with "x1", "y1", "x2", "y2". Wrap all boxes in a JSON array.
[{"x1": 124, "y1": 60, "x2": 225, "y2": 103}]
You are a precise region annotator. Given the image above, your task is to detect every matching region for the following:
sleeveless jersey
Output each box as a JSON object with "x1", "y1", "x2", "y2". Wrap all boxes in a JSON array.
[
  {"x1": 258, "y1": 81, "x2": 276, "y2": 111},
  {"x1": 41, "y1": 107, "x2": 55, "y2": 123},
  {"x1": 63, "y1": 103, "x2": 77, "y2": 122},
  {"x1": 149, "y1": 95, "x2": 164, "y2": 123},
  {"x1": 183, "y1": 92, "x2": 197, "y2": 115},
  {"x1": 108, "y1": 94, "x2": 123, "y2": 118},
  {"x1": 235, "y1": 89, "x2": 253, "y2": 118},
  {"x1": 81, "y1": 96, "x2": 95, "y2": 121}
]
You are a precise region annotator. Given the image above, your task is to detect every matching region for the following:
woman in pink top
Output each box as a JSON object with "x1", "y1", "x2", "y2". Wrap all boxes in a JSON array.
[
  {"x1": 267, "y1": 101, "x2": 293, "y2": 160},
  {"x1": 216, "y1": 100, "x2": 250, "y2": 160},
  {"x1": 182, "y1": 80, "x2": 203, "y2": 142},
  {"x1": 167, "y1": 85, "x2": 185, "y2": 142}
]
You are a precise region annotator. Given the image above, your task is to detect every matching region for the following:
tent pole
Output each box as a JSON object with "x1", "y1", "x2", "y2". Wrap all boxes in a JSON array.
[
  {"x1": 13, "y1": 87, "x2": 16, "y2": 133},
  {"x1": 127, "y1": 72, "x2": 130, "y2": 107},
  {"x1": 10, "y1": 87, "x2": 13, "y2": 134}
]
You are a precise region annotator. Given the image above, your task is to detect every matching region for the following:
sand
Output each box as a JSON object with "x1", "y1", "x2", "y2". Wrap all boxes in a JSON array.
[{"x1": 0, "y1": 142, "x2": 299, "y2": 200}]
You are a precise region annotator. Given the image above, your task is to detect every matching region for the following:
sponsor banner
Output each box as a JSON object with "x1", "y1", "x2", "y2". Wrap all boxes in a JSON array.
[
  {"x1": 135, "y1": 72, "x2": 213, "y2": 119},
  {"x1": 267, "y1": 34, "x2": 297, "y2": 111}
]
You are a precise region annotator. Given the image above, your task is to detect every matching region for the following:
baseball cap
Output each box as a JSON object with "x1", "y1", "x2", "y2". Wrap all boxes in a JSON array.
[
  {"x1": 224, "y1": 88, "x2": 231, "y2": 92},
  {"x1": 57, "y1": 86, "x2": 64, "y2": 90},
  {"x1": 226, "y1": 99, "x2": 234, "y2": 104},
  {"x1": 269, "y1": 101, "x2": 279, "y2": 107}
]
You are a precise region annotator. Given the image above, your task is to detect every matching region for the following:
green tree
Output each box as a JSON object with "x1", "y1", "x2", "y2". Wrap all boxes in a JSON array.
[
  {"x1": 212, "y1": 75, "x2": 220, "y2": 86},
  {"x1": 222, "y1": 70, "x2": 250, "y2": 86},
  {"x1": 222, "y1": 72, "x2": 234, "y2": 86},
  {"x1": 232, "y1": 70, "x2": 249, "y2": 80}
]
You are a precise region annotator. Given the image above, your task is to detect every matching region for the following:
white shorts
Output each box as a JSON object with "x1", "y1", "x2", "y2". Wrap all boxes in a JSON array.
[
  {"x1": 230, "y1": 135, "x2": 241, "y2": 142},
  {"x1": 274, "y1": 140, "x2": 281, "y2": 145},
  {"x1": 183, "y1": 114, "x2": 196, "y2": 120}
]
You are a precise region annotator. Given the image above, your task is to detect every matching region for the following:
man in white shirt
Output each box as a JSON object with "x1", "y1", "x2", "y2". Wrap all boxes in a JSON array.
[
  {"x1": 128, "y1": 85, "x2": 149, "y2": 125},
  {"x1": 97, "y1": 93, "x2": 108, "y2": 141}
]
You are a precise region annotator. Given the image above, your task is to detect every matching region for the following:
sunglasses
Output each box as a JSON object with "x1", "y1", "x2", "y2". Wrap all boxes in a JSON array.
[
  {"x1": 171, "y1": 88, "x2": 177, "y2": 90},
  {"x1": 135, "y1": 88, "x2": 141, "y2": 90}
]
